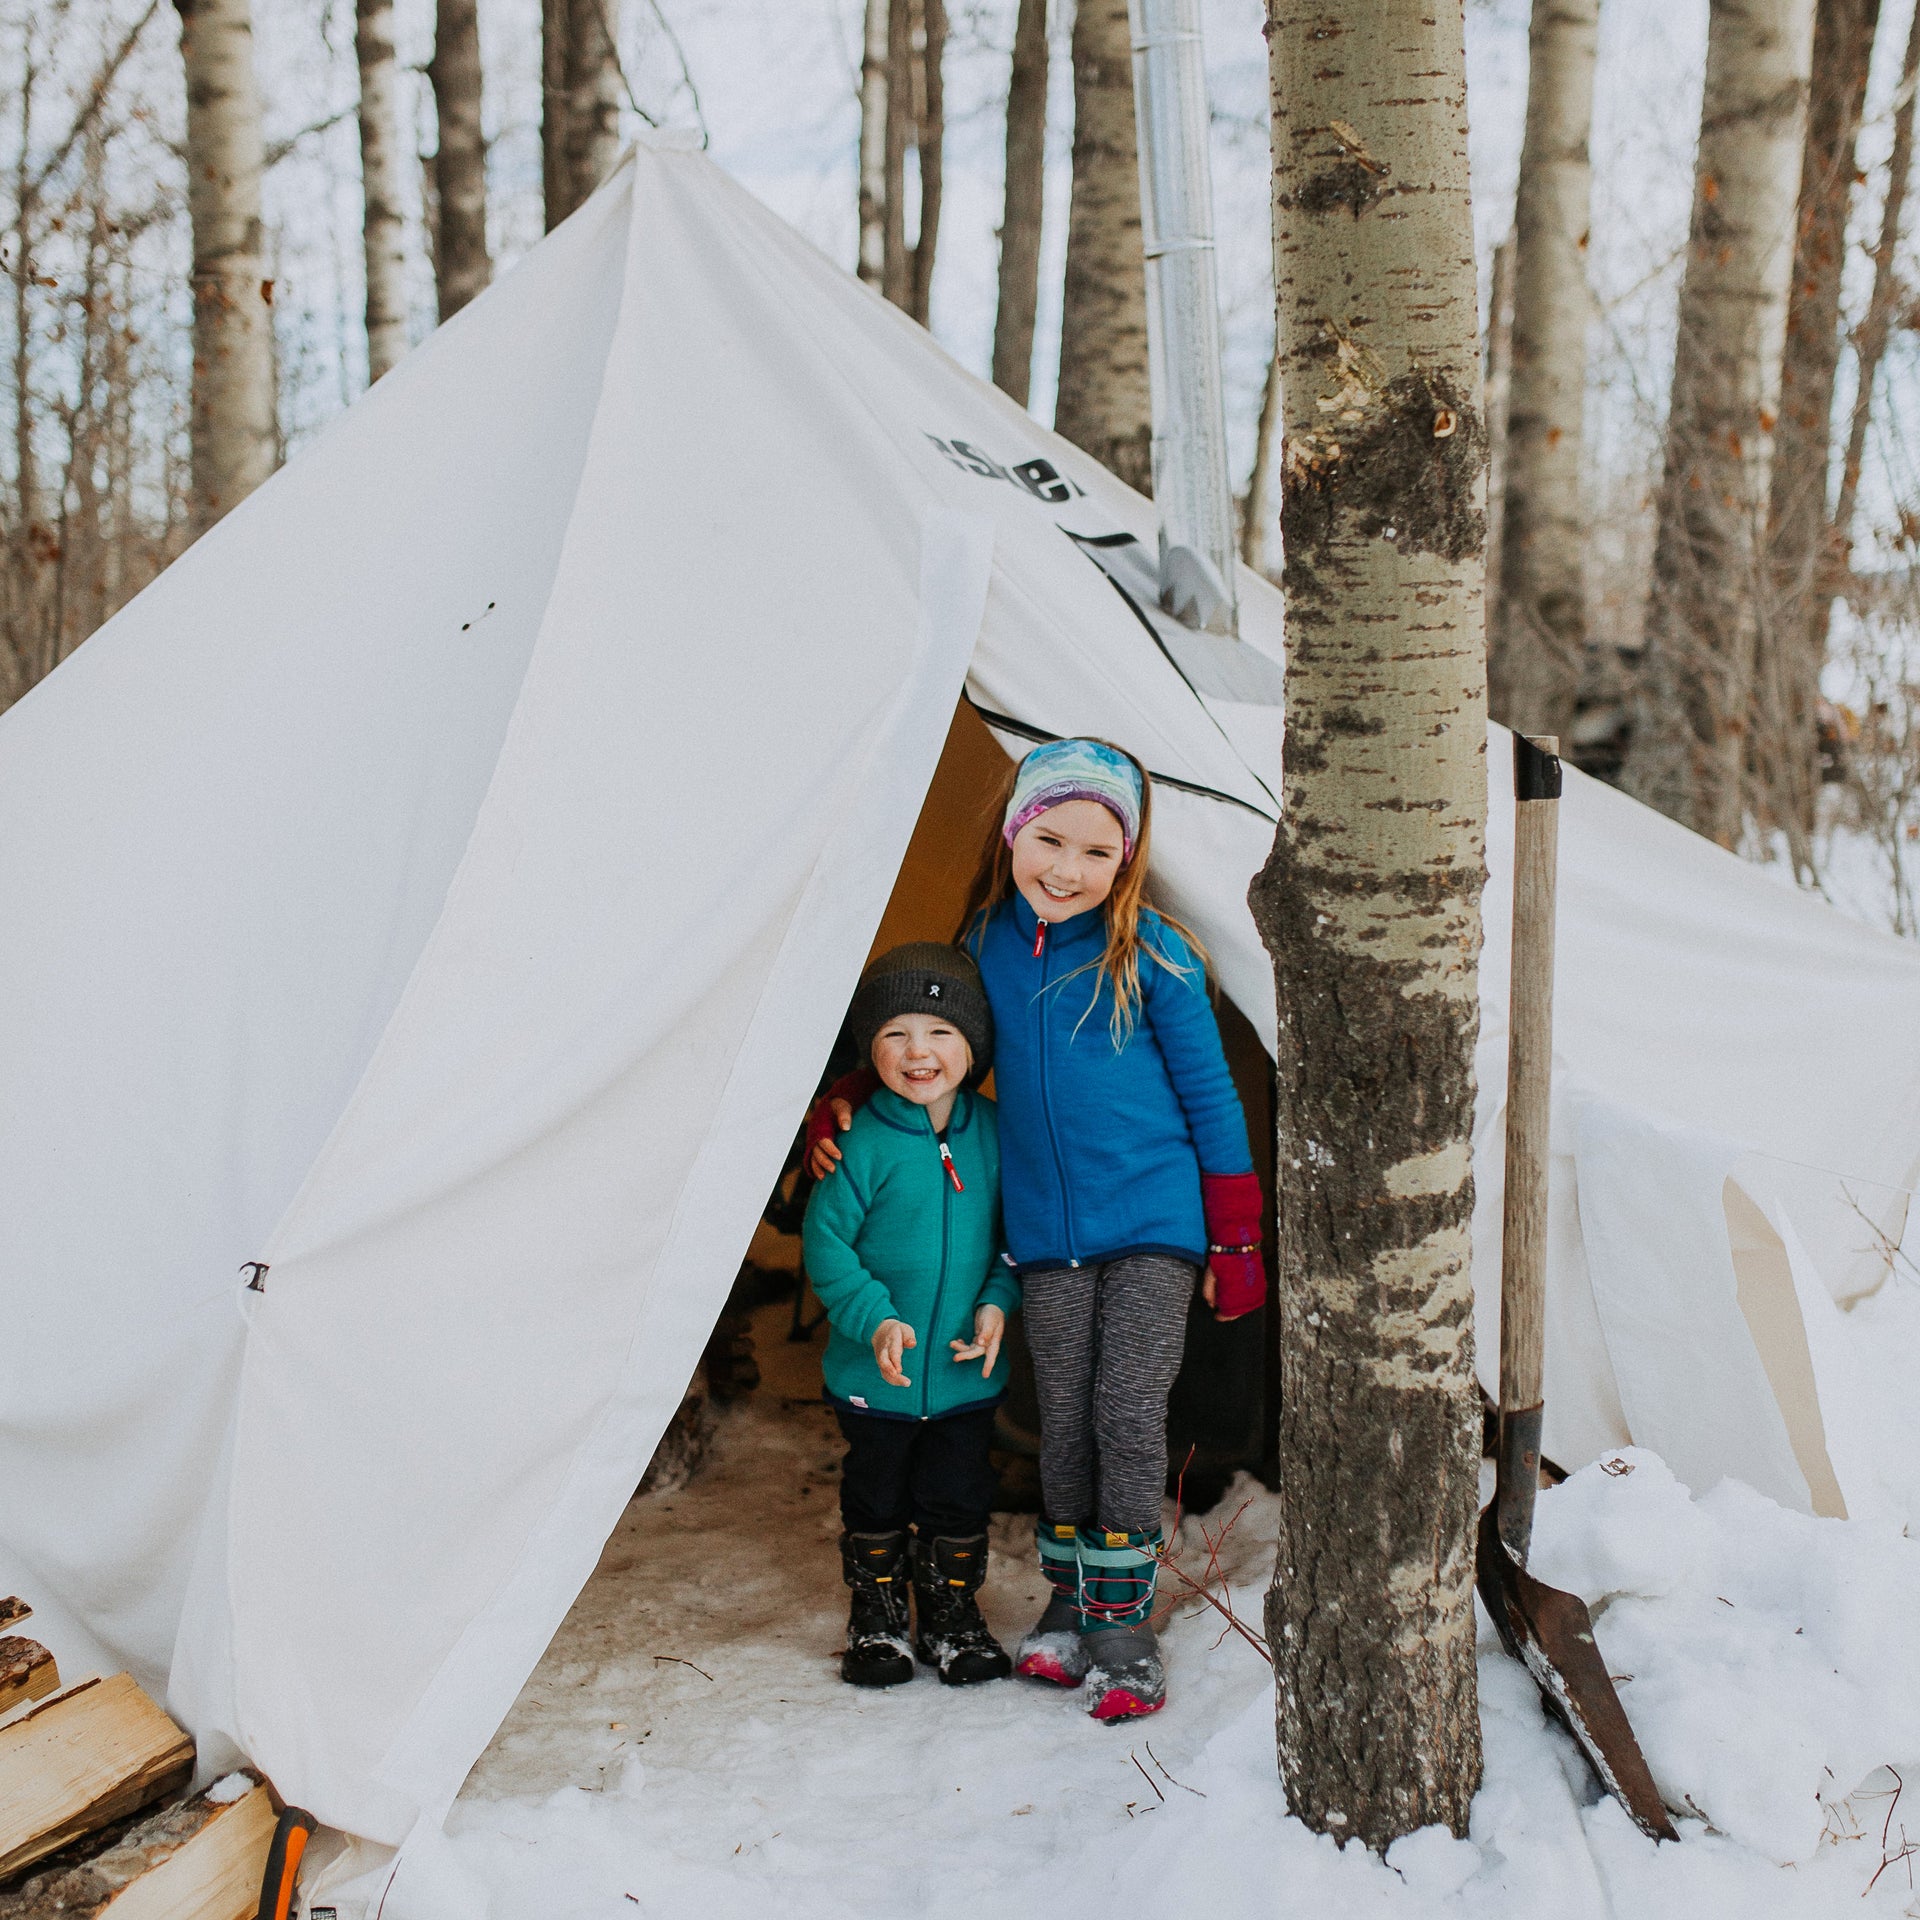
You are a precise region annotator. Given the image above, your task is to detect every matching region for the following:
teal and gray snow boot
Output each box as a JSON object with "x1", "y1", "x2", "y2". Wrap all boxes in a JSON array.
[
  {"x1": 910, "y1": 1533, "x2": 1012, "y2": 1685},
  {"x1": 1015, "y1": 1520, "x2": 1090, "y2": 1687},
  {"x1": 1078, "y1": 1526, "x2": 1165, "y2": 1721},
  {"x1": 840, "y1": 1531, "x2": 915, "y2": 1687}
]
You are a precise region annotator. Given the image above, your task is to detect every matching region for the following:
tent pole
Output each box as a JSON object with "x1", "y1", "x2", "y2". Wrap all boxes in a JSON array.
[{"x1": 1127, "y1": 0, "x2": 1238, "y2": 637}]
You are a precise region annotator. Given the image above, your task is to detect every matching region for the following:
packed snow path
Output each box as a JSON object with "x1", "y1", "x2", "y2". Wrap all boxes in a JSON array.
[{"x1": 435, "y1": 1302, "x2": 1920, "y2": 1920}]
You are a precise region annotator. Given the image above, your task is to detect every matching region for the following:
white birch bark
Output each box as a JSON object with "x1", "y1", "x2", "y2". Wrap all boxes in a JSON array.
[
  {"x1": 1489, "y1": 0, "x2": 1597, "y2": 742},
  {"x1": 174, "y1": 0, "x2": 276, "y2": 533},
  {"x1": 1623, "y1": 0, "x2": 1816, "y2": 844},
  {"x1": 355, "y1": 0, "x2": 408, "y2": 382},
  {"x1": 1254, "y1": 0, "x2": 1488, "y2": 1848}
]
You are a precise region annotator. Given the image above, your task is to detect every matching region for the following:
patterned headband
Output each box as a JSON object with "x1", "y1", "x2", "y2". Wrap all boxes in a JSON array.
[{"x1": 1001, "y1": 738, "x2": 1143, "y2": 861}]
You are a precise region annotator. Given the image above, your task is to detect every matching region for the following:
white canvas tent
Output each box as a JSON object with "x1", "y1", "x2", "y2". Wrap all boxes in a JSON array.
[{"x1": 3, "y1": 134, "x2": 1918, "y2": 1846}]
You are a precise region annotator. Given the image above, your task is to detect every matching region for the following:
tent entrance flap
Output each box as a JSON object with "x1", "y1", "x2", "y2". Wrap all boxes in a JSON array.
[{"x1": 858, "y1": 698, "x2": 1280, "y2": 1500}]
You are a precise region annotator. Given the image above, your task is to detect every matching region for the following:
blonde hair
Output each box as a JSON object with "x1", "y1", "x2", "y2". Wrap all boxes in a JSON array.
[{"x1": 955, "y1": 739, "x2": 1209, "y2": 1045}]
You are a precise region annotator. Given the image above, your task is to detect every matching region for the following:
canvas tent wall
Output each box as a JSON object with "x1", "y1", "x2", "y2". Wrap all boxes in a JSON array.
[{"x1": 2, "y1": 135, "x2": 1918, "y2": 1845}]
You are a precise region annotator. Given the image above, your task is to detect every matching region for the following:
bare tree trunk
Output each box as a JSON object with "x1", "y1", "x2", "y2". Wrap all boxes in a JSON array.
[
  {"x1": 992, "y1": 0, "x2": 1049, "y2": 403},
  {"x1": 1623, "y1": 0, "x2": 1815, "y2": 845},
  {"x1": 356, "y1": 0, "x2": 408, "y2": 381},
  {"x1": 1760, "y1": 0, "x2": 1880, "y2": 873},
  {"x1": 1833, "y1": 0, "x2": 1920, "y2": 571},
  {"x1": 174, "y1": 0, "x2": 277, "y2": 534},
  {"x1": 1489, "y1": 0, "x2": 1598, "y2": 743},
  {"x1": 564, "y1": 0, "x2": 623, "y2": 216},
  {"x1": 1481, "y1": 232, "x2": 1516, "y2": 635},
  {"x1": 1053, "y1": 0, "x2": 1151, "y2": 493},
  {"x1": 883, "y1": 0, "x2": 913, "y2": 307},
  {"x1": 1255, "y1": 0, "x2": 1488, "y2": 1849},
  {"x1": 428, "y1": 0, "x2": 492, "y2": 319},
  {"x1": 909, "y1": 0, "x2": 946, "y2": 326},
  {"x1": 543, "y1": 0, "x2": 567, "y2": 231},
  {"x1": 858, "y1": 0, "x2": 890, "y2": 287}
]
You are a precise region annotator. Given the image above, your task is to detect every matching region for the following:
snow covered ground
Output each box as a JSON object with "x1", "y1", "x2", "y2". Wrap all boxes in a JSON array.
[{"x1": 299, "y1": 1295, "x2": 1920, "y2": 1920}]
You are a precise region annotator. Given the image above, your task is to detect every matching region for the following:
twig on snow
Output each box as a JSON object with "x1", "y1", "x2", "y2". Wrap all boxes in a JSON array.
[{"x1": 652, "y1": 1653, "x2": 714, "y2": 1681}]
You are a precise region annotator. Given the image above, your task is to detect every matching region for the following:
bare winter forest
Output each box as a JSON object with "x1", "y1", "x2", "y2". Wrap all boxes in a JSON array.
[{"x1": 4, "y1": 0, "x2": 1919, "y2": 927}]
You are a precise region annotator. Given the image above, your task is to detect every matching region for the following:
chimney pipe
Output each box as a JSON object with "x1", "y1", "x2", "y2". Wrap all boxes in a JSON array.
[{"x1": 1128, "y1": 0, "x2": 1238, "y2": 637}]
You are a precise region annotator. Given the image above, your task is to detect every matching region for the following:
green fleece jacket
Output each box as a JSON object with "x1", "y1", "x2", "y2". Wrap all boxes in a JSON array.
[{"x1": 801, "y1": 1085, "x2": 1021, "y2": 1421}]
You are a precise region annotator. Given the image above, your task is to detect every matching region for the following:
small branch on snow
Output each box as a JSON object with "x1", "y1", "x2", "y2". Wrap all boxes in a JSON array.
[{"x1": 651, "y1": 1653, "x2": 714, "y2": 1681}]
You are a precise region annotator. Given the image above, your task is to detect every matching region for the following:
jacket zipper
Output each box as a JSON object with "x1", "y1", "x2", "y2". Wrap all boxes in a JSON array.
[
  {"x1": 1033, "y1": 912, "x2": 1076, "y2": 1264},
  {"x1": 923, "y1": 1108, "x2": 956, "y2": 1421}
]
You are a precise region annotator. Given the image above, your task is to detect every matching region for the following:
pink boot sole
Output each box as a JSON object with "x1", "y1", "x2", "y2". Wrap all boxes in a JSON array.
[
  {"x1": 1088, "y1": 1685, "x2": 1165, "y2": 1722},
  {"x1": 1015, "y1": 1649, "x2": 1084, "y2": 1687}
]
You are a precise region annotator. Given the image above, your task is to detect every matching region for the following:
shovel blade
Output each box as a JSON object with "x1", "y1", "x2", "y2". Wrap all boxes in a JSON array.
[{"x1": 1476, "y1": 1502, "x2": 1678, "y2": 1842}]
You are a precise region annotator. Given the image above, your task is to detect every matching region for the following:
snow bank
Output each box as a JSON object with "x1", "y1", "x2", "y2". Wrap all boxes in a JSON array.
[
  {"x1": 1528, "y1": 1449, "x2": 1920, "y2": 1865},
  {"x1": 330, "y1": 1311, "x2": 1920, "y2": 1920}
]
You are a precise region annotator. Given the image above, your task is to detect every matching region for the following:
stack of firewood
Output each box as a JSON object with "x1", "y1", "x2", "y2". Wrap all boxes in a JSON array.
[{"x1": 0, "y1": 1594, "x2": 279, "y2": 1919}]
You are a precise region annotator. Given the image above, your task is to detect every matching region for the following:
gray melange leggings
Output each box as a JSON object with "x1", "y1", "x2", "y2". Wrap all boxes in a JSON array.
[{"x1": 1020, "y1": 1253, "x2": 1199, "y2": 1536}]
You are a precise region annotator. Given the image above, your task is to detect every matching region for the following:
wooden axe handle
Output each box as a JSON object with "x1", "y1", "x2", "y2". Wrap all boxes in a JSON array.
[{"x1": 1497, "y1": 732, "x2": 1561, "y2": 1564}]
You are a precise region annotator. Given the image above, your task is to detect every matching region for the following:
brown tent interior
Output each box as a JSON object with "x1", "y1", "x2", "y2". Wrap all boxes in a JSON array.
[{"x1": 750, "y1": 698, "x2": 1281, "y2": 1505}]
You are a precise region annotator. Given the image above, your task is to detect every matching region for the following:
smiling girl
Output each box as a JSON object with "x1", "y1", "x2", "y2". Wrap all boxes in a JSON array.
[{"x1": 811, "y1": 740, "x2": 1265, "y2": 1720}]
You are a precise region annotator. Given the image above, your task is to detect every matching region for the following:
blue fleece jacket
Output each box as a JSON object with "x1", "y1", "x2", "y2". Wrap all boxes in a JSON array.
[{"x1": 965, "y1": 893, "x2": 1253, "y2": 1271}]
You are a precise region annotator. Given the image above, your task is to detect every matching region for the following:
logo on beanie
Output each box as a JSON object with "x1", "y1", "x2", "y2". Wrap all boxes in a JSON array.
[{"x1": 926, "y1": 982, "x2": 943, "y2": 998}]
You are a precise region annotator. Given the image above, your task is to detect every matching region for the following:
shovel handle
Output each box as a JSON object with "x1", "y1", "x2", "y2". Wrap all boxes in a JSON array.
[{"x1": 1497, "y1": 733, "x2": 1560, "y2": 1563}]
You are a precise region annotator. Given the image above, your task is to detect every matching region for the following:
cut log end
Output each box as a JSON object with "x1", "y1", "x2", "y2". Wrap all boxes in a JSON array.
[{"x1": 0, "y1": 1640, "x2": 60, "y2": 1719}]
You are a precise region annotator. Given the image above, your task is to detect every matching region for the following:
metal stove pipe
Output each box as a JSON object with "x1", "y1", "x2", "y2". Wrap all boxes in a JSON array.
[{"x1": 1128, "y1": 0, "x2": 1238, "y2": 637}]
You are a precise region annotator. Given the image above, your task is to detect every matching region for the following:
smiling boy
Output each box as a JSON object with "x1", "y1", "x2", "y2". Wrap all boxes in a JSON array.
[{"x1": 801, "y1": 943, "x2": 1020, "y2": 1689}]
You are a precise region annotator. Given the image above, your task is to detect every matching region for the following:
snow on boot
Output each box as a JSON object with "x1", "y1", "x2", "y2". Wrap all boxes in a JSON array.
[
  {"x1": 841, "y1": 1530, "x2": 915, "y2": 1687},
  {"x1": 1015, "y1": 1519, "x2": 1089, "y2": 1687},
  {"x1": 1078, "y1": 1527, "x2": 1165, "y2": 1720},
  {"x1": 910, "y1": 1532, "x2": 1012, "y2": 1686}
]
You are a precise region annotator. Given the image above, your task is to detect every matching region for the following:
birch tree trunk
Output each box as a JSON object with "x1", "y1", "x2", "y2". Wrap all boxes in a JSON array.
[
  {"x1": 563, "y1": 0, "x2": 623, "y2": 216},
  {"x1": 858, "y1": 0, "x2": 890, "y2": 287},
  {"x1": 1760, "y1": 0, "x2": 1879, "y2": 871},
  {"x1": 175, "y1": 0, "x2": 276, "y2": 535},
  {"x1": 355, "y1": 0, "x2": 408, "y2": 381},
  {"x1": 1622, "y1": 0, "x2": 1815, "y2": 844},
  {"x1": 991, "y1": 0, "x2": 1049, "y2": 403},
  {"x1": 1488, "y1": 0, "x2": 1597, "y2": 742},
  {"x1": 1254, "y1": 0, "x2": 1489, "y2": 1848},
  {"x1": 428, "y1": 0, "x2": 492, "y2": 319},
  {"x1": 909, "y1": 0, "x2": 946, "y2": 327},
  {"x1": 883, "y1": 0, "x2": 913, "y2": 307},
  {"x1": 1053, "y1": 0, "x2": 1151, "y2": 494},
  {"x1": 543, "y1": 0, "x2": 567, "y2": 231},
  {"x1": 1832, "y1": 2, "x2": 1920, "y2": 607}
]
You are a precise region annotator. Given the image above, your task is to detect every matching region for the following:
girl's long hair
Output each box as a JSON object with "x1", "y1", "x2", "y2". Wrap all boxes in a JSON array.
[{"x1": 954, "y1": 739, "x2": 1209, "y2": 1045}]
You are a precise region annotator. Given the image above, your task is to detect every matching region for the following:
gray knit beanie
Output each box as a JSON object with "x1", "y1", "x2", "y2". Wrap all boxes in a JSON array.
[{"x1": 848, "y1": 942, "x2": 994, "y2": 1082}]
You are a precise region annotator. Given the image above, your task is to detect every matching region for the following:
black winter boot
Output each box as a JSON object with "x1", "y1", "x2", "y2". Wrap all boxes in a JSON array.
[
  {"x1": 910, "y1": 1533, "x2": 1012, "y2": 1686},
  {"x1": 840, "y1": 1531, "x2": 915, "y2": 1687}
]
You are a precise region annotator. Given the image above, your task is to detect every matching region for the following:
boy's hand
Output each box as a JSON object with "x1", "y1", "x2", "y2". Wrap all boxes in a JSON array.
[
  {"x1": 1201, "y1": 1264, "x2": 1257, "y2": 1324},
  {"x1": 949, "y1": 1304, "x2": 1007, "y2": 1378},
  {"x1": 872, "y1": 1317, "x2": 915, "y2": 1387},
  {"x1": 805, "y1": 1097, "x2": 856, "y2": 1180}
]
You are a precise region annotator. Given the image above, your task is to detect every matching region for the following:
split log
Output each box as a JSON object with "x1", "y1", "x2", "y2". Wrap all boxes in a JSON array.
[
  {"x1": 0, "y1": 1639, "x2": 58, "y2": 1718},
  {"x1": 0, "y1": 1676, "x2": 194, "y2": 1880},
  {"x1": 0, "y1": 1599, "x2": 28, "y2": 1632},
  {"x1": 0, "y1": 1777, "x2": 275, "y2": 1919}
]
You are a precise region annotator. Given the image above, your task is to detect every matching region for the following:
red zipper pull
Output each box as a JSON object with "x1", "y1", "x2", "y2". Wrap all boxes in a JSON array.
[
  {"x1": 938, "y1": 1140, "x2": 965, "y2": 1193},
  {"x1": 1032, "y1": 917, "x2": 1048, "y2": 959}
]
